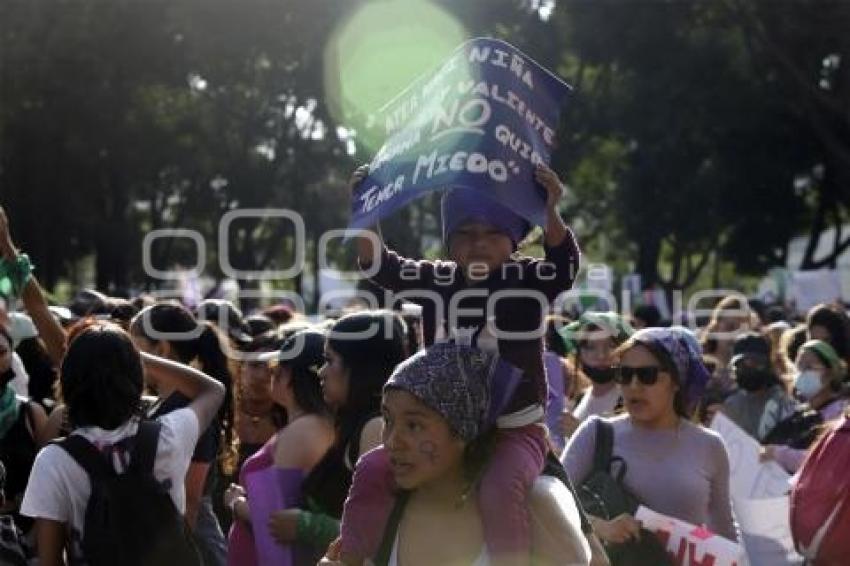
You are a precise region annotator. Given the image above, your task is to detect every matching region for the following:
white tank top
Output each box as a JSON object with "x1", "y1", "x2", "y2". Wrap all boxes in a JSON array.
[{"x1": 388, "y1": 534, "x2": 490, "y2": 566}]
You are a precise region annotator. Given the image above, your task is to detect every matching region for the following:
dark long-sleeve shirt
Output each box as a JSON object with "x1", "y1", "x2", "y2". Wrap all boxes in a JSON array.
[{"x1": 363, "y1": 230, "x2": 580, "y2": 412}]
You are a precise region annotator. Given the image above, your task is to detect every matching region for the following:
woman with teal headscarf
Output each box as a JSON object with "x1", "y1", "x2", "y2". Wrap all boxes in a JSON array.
[{"x1": 558, "y1": 312, "x2": 634, "y2": 440}]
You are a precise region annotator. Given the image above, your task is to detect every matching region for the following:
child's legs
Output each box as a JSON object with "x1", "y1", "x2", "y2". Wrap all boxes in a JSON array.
[
  {"x1": 339, "y1": 446, "x2": 396, "y2": 561},
  {"x1": 478, "y1": 425, "x2": 548, "y2": 561}
]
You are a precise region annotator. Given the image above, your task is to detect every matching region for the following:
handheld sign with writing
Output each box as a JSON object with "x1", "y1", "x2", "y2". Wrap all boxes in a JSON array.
[
  {"x1": 350, "y1": 37, "x2": 572, "y2": 231},
  {"x1": 636, "y1": 506, "x2": 746, "y2": 566}
]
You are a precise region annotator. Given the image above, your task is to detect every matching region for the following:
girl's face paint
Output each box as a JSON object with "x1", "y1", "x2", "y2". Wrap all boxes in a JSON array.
[
  {"x1": 418, "y1": 440, "x2": 438, "y2": 465},
  {"x1": 381, "y1": 390, "x2": 465, "y2": 490}
]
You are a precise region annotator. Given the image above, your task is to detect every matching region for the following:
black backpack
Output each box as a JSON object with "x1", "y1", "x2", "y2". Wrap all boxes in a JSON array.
[
  {"x1": 576, "y1": 420, "x2": 639, "y2": 521},
  {"x1": 56, "y1": 420, "x2": 202, "y2": 566},
  {"x1": 763, "y1": 407, "x2": 825, "y2": 449},
  {"x1": 576, "y1": 420, "x2": 674, "y2": 566}
]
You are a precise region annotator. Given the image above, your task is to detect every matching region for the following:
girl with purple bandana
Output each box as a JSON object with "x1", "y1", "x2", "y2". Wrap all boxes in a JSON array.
[
  {"x1": 333, "y1": 343, "x2": 590, "y2": 566},
  {"x1": 562, "y1": 327, "x2": 737, "y2": 545},
  {"x1": 344, "y1": 164, "x2": 581, "y2": 565}
]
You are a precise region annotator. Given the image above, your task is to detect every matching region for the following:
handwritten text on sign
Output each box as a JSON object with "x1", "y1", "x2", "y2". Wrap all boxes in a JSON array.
[
  {"x1": 350, "y1": 38, "x2": 572, "y2": 231},
  {"x1": 636, "y1": 506, "x2": 746, "y2": 566}
]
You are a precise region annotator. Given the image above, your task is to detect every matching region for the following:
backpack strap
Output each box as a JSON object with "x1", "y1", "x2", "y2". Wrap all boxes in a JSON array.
[
  {"x1": 542, "y1": 451, "x2": 593, "y2": 534},
  {"x1": 129, "y1": 420, "x2": 161, "y2": 475},
  {"x1": 591, "y1": 419, "x2": 614, "y2": 474},
  {"x1": 55, "y1": 435, "x2": 115, "y2": 482},
  {"x1": 373, "y1": 490, "x2": 411, "y2": 566}
]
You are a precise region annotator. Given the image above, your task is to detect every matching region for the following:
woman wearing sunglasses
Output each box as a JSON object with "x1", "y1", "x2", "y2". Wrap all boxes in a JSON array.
[{"x1": 562, "y1": 327, "x2": 737, "y2": 545}]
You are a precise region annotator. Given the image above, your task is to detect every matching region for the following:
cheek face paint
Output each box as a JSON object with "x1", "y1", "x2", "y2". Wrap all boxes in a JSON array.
[{"x1": 418, "y1": 440, "x2": 438, "y2": 465}]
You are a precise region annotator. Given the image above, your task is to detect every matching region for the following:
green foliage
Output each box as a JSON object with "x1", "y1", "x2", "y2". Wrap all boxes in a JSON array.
[{"x1": 1, "y1": 0, "x2": 849, "y2": 303}]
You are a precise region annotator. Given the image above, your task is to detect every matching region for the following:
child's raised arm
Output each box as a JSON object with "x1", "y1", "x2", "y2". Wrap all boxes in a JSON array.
[
  {"x1": 348, "y1": 165, "x2": 384, "y2": 267},
  {"x1": 534, "y1": 163, "x2": 569, "y2": 248}
]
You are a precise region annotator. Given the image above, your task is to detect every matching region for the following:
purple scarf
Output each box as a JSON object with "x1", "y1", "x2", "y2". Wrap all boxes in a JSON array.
[
  {"x1": 441, "y1": 189, "x2": 531, "y2": 247},
  {"x1": 631, "y1": 326, "x2": 710, "y2": 414}
]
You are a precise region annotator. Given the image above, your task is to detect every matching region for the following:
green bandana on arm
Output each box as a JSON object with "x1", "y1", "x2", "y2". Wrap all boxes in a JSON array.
[{"x1": 0, "y1": 254, "x2": 33, "y2": 300}]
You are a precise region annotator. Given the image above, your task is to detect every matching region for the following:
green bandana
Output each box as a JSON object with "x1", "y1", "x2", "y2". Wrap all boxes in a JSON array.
[
  {"x1": 801, "y1": 339, "x2": 842, "y2": 371},
  {"x1": 0, "y1": 254, "x2": 33, "y2": 301},
  {"x1": 558, "y1": 311, "x2": 635, "y2": 354}
]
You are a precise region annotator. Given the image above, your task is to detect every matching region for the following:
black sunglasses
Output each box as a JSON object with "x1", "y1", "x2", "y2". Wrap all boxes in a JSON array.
[{"x1": 614, "y1": 365, "x2": 661, "y2": 386}]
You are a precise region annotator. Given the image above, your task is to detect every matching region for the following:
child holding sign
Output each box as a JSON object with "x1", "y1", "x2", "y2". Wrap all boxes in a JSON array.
[{"x1": 340, "y1": 162, "x2": 580, "y2": 565}]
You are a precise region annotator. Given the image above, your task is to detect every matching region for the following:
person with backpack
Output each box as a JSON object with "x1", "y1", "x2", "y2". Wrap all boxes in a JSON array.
[
  {"x1": 562, "y1": 327, "x2": 737, "y2": 552},
  {"x1": 20, "y1": 321, "x2": 224, "y2": 566},
  {"x1": 790, "y1": 411, "x2": 850, "y2": 565},
  {"x1": 130, "y1": 303, "x2": 235, "y2": 566}
]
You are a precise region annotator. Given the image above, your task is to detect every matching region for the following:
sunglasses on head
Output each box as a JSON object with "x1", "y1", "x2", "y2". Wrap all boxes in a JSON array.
[{"x1": 614, "y1": 365, "x2": 661, "y2": 386}]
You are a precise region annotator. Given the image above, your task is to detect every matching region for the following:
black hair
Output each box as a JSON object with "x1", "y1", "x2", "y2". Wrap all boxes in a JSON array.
[
  {"x1": 327, "y1": 310, "x2": 408, "y2": 449},
  {"x1": 807, "y1": 304, "x2": 850, "y2": 360},
  {"x1": 109, "y1": 299, "x2": 139, "y2": 327},
  {"x1": 462, "y1": 428, "x2": 497, "y2": 491},
  {"x1": 785, "y1": 325, "x2": 809, "y2": 363},
  {"x1": 240, "y1": 331, "x2": 283, "y2": 353},
  {"x1": 632, "y1": 305, "x2": 662, "y2": 328},
  {"x1": 0, "y1": 326, "x2": 12, "y2": 349},
  {"x1": 0, "y1": 327, "x2": 14, "y2": 389},
  {"x1": 130, "y1": 303, "x2": 236, "y2": 472},
  {"x1": 545, "y1": 315, "x2": 570, "y2": 357},
  {"x1": 60, "y1": 322, "x2": 144, "y2": 430},
  {"x1": 287, "y1": 365, "x2": 328, "y2": 417},
  {"x1": 15, "y1": 337, "x2": 57, "y2": 405},
  {"x1": 245, "y1": 315, "x2": 275, "y2": 337}
]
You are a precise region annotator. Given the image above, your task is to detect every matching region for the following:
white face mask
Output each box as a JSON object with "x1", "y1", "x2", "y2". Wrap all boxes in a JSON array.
[{"x1": 794, "y1": 370, "x2": 824, "y2": 401}]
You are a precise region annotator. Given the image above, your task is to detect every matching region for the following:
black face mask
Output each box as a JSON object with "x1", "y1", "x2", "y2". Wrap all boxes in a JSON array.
[
  {"x1": 583, "y1": 364, "x2": 615, "y2": 385},
  {"x1": 736, "y1": 369, "x2": 773, "y2": 392}
]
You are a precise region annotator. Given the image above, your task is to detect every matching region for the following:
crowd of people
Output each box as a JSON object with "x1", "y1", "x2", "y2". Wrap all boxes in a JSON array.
[{"x1": 0, "y1": 159, "x2": 848, "y2": 566}]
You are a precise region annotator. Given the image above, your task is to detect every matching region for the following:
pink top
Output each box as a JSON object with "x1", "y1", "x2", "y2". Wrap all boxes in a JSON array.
[{"x1": 227, "y1": 436, "x2": 276, "y2": 566}]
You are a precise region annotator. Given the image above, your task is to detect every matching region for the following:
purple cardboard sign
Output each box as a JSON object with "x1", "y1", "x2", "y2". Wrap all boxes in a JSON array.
[{"x1": 350, "y1": 37, "x2": 572, "y2": 232}]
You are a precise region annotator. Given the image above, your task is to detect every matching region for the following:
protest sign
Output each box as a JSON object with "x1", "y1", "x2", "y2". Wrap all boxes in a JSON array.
[
  {"x1": 790, "y1": 269, "x2": 841, "y2": 314},
  {"x1": 710, "y1": 413, "x2": 791, "y2": 500},
  {"x1": 349, "y1": 37, "x2": 572, "y2": 231},
  {"x1": 636, "y1": 506, "x2": 746, "y2": 566},
  {"x1": 735, "y1": 497, "x2": 803, "y2": 566}
]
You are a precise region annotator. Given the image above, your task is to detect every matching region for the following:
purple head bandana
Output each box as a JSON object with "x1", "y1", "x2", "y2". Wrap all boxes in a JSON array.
[
  {"x1": 384, "y1": 342, "x2": 523, "y2": 441},
  {"x1": 631, "y1": 326, "x2": 710, "y2": 414},
  {"x1": 441, "y1": 189, "x2": 532, "y2": 248}
]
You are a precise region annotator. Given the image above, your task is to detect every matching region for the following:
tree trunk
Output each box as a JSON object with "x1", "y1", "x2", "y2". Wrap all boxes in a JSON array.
[{"x1": 636, "y1": 233, "x2": 661, "y2": 289}]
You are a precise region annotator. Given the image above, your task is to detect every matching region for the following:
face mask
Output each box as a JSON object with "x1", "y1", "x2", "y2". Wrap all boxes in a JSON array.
[
  {"x1": 736, "y1": 369, "x2": 772, "y2": 392},
  {"x1": 794, "y1": 370, "x2": 824, "y2": 401},
  {"x1": 583, "y1": 364, "x2": 615, "y2": 385}
]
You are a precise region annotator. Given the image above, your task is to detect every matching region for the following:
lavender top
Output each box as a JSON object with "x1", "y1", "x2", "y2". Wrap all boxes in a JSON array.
[
  {"x1": 562, "y1": 414, "x2": 737, "y2": 541},
  {"x1": 773, "y1": 397, "x2": 850, "y2": 473}
]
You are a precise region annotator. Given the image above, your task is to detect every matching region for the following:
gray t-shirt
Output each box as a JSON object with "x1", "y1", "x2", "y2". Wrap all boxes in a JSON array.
[
  {"x1": 721, "y1": 385, "x2": 798, "y2": 441},
  {"x1": 562, "y1": 414, "x2": 737, "y2": 541}
]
